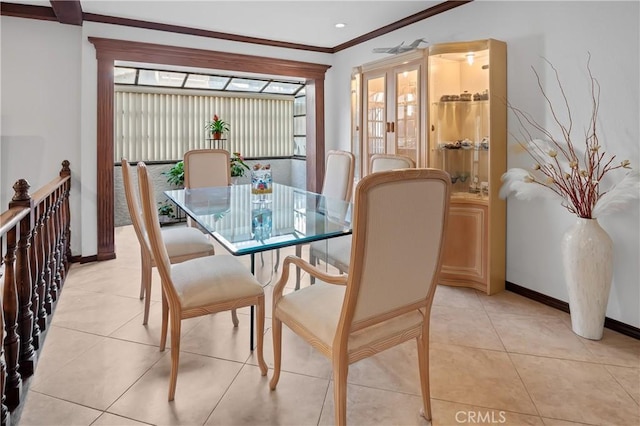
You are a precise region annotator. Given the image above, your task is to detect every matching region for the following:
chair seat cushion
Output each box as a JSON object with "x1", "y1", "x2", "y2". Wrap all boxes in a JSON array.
[
  {"x1": 276, "y1": 282, "x2": 423, "y2": 356},
  {"x1": 310, "y1": 235, "x2": 352, "y2": 272},
  {"x1": 171, "y1": 255, "x2": 262, "y2": 309},
  {"x1": 162, "y1": 227, "x2": 215, "y2": 261}
]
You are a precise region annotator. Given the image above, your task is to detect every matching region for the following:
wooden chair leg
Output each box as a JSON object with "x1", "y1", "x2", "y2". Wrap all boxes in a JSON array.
[
  {"x1": 269, "y1": 317, "x2": 282, "y2": 389},
  {"x1": 294, "y1": 245, "x2": 302, "y2": 290},
  {"x1": 159, "y1": 293, "x2": 169, "y2": 351},
  {"x1": 139, "y1": 248, "x2": 147, "y2": 300},
  {"x1": 256, "y1": 297, "x2": 267, "y2": 376},
  {"x1": 142, "y1": 265, "x2": 152, "y2": 325},
  {"x1": 168, "y1": 311, "x2": 182, "y2": 401},
  {"x1": 416, "y1": 334, "x2": 432, "y2": 420},
  {"x1": 274, "y1": 249, "x2": 280, "y2": 273},
  {"x1": 332, "y1": 358, "x2": 348, "y2": 426},
  {"x1": 309, "y1": 251, "x2": 317, "y2": 286},
  {"x1": 231, "y1": 309, "x2": 239, "y2": 327}
]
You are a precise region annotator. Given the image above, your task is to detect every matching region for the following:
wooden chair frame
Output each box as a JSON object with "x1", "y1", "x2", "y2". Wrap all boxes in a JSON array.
[
  {"x1": 137, "y1": 162, "x2": 267, "y2": 400},
  {"x1": 121, "y1": 159, "x2": 217, "y2": 325},
  {"x1": 294, "y1": 150, "x2": 355, "y2": 288},
  {"x1": 270, "y1": 169, "x2": 451, "y2": 425}
]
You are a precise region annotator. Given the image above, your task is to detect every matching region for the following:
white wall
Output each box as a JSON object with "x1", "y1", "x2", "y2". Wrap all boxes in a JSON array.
[
  {"x1": 328, "y1": 1, "x2": 640, "y2": 327},
  {"x1": 1, "y1": 17, "x2": 83, "y2": 254},
  {"x1": 1, "y1": 1, "x2": 638, "y2": 327}
]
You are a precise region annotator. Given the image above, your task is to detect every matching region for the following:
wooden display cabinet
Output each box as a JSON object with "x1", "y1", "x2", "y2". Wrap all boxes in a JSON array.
[{"x1": 427, "y1": 39, "x2": 506, "y2": 294}]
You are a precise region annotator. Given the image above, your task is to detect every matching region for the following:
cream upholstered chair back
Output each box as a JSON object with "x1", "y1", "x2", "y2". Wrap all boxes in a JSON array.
[
  {"x1": 342, "y1": 169, "x2": 450, "y2": 326},
  {"x1": 184, "y1": 149, "x2": 230, "y2": 188},
  {"x1": 322, "y1": 150, "x2": 355, "y2": 201},
  {"x1": 369, "y1": 153, "x2": 416, "y2": 174}
]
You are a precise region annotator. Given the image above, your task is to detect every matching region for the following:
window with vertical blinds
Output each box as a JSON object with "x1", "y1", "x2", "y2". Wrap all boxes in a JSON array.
[{"x1": 114, "y1": 89, "x2": 294, "y2": 162}]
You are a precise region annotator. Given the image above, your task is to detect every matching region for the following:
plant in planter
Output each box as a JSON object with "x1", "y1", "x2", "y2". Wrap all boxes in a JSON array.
[
  {"x1": 165, "y1": 161, "x2": 184, "y2": 187},
  {"x1": 160, "y1": 162, "x2": 184, "y2": 221},
  {"x1": 230, "y1": 152, "x2": 250, "y2": 178},
  {"x1": 157, "y1": 200, "x2": 176, "y2": 222},
  {"x1": 205, "y1": 114, "x2": 230, "y2": 139}
]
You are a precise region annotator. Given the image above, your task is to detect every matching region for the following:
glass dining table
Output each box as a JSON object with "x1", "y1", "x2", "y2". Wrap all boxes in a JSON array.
[{"x1": 164, "y1": 182, "x2": 353, "y2": 349}]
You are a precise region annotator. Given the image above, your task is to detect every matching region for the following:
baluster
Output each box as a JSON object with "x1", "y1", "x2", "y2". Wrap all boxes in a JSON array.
[
  {"x1": 30, "y1": 211, "x2": 42, "y2": 347},
  {"x1": 55, "y1": 193, "x2": 63, "y2": 293},
  {"x1": 46, "y1": 195, "x2": 58, "y2": 304},
  {"x1": 9, "y1": 180, "x2": 36, "y2": 377},
  {"x1": 43, "y1": 196, "x2": 54, "y2": 313},
  {"x1": 36, "y1": 201, "x2": 49, "y2": 330},
  {"x1": 52, "y1": 190, "x2": 63, "y2": 293},
  {"x1": 3, "y1": 227, "x2": 22, "y2": 408},
  {"x1": 0, "y1": 249, "x2": 7, "y2": 426}
]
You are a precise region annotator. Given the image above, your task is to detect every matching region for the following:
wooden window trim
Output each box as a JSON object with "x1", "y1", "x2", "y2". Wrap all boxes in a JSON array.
[{"x1": 89, "y1": 37, "x2": 330, "y2": 260}]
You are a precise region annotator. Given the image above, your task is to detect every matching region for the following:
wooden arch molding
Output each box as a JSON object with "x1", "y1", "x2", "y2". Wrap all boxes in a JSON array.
[{"x1": 89, "y1": 37, "x2": 331, "y2": 260}]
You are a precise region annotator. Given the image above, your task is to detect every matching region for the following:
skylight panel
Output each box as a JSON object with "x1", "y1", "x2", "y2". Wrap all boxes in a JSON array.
[
  {"x1": 227, "y1": 78, "x2": 268, "y2": 92},
  {"x1": 138, "y1": 70, "x2": 186, "y2": 87},
  {"x1": 184, "y1": 74, "x2": 230, "y2": 90},
  {"x1": 114, "y1": 67, "x2": 137, "y2": 84},
  {"x1": 263, "y1": 81, "x2": 303, "y2": 95}
]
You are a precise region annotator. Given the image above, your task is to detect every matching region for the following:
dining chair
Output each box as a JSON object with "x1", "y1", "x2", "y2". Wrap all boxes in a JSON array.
[
  {"x1": 270, "y1": 169, "x2": 451, "y2": 425},
  {"x1": 121, "y1": 159, "x2": 217, "y2": 325},
  {"x1": 369, "y1": 153, "x2": 416, "y2": 173},
  {"x1": 183, "y1": 149, "x2": 231, "y2": 227},
  {"x1": 137, "y1": 162, "x2": 268, "y2": 401},
  {"x1": 292, "y1": 150, "x2": 355, "y2": 289},
  {"x1": 307, "y1": 153, "x2": 416, "y2": 286},
  {"x1": 183, "y1": 148, "x2": 231, "y2": 188}
]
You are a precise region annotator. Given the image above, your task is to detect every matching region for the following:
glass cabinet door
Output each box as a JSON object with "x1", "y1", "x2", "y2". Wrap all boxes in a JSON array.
[
  {"x1": 394, "y1": 67, "x2": 419, "y2": 164},
  {"x1": 363, "y1": 74, "x2": 386, "y2": 174},
  {"x1": 428, "y1": 44, "x2": 491, "y2": 198}
]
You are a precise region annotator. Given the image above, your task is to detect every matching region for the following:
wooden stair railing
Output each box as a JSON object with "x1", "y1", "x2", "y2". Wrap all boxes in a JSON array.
[{"x1": 0, "y1": 161, "x2": 71, "y2": 425}]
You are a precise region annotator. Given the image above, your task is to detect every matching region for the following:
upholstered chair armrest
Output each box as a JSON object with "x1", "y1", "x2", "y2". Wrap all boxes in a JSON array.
[{"x1": 273, "y1": 255, "x2": 347, "y2": 305}]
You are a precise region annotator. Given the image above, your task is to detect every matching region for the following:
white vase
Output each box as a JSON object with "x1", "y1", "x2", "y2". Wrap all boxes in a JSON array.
[{"x1": 561, "y1": 218, "x2": 613, "y2": 340}]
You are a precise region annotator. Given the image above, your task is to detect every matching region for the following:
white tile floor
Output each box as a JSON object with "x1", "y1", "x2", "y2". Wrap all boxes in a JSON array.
[{"x1": 18, "y1": 225, "x2": 640, "y2": 425}]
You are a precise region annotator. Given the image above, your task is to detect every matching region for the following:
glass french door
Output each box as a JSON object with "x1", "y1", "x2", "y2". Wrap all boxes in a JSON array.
[
  {"x1": 363, "y1": 73, "x2": 386, "y2": 175},
  {"x1": 394, "y1": 67, "x2": 419, "y2": 164}
]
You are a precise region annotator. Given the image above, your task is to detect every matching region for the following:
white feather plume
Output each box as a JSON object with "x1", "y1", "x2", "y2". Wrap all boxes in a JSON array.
[
  {"x1": 499, "y1": 168, "x2": 564, "y2": 202},
  {"x1": 592, "y1": 171, "x2": 640, "y2": 217}
]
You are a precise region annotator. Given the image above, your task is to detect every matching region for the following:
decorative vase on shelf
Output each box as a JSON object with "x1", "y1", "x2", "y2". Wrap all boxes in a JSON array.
[{"x1": 561, "y1": 218, "x2": 613, "y2": 340}]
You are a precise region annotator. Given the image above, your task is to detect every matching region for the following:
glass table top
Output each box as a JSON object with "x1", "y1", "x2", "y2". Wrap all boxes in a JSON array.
[{"x1": 165, "y1": 183, "x2": 352, "y2": 256}]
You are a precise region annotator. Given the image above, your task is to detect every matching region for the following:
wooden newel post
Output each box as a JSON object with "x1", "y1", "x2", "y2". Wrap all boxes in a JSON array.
[
  {"x1": 2, "y1": 226, "x2": 22, "y2": 409},
  {"x1": 9, "y1": 180, "x2": 36, "y2": 378},
  {"x1": 60, "y1": 161, "x2": 71, "y2": 278}
]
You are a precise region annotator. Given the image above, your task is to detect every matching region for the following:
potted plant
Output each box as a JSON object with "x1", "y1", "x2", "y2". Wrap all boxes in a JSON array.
[
  {"x1": 164, "y1": 161, "x2": 184, "y2": 187},
  {"x1": 230, "y1": 152, "x2": 250, "y2": 180},
  {"x1": 157, "y1": 200, "x2": 176, "y2": 223},
  {"x1": 205, "y1": 114, "x2": 230, "y2": 139}
]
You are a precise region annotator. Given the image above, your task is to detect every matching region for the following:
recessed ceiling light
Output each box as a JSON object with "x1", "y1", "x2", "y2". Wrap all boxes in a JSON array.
[{"x1": 335, "y1": 23, "x2": 346, "y2": 28}]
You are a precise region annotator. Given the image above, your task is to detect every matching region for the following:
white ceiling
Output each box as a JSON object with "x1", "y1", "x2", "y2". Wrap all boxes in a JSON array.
[{"x1": 12, "y1": 0, "x2": 442, "y2": 48}]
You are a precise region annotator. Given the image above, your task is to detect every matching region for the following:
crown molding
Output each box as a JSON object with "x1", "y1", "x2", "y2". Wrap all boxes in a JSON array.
[{"x1": 1, "y1": 1, "x2": 474, "y2": 53}]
